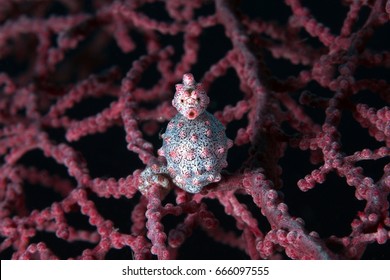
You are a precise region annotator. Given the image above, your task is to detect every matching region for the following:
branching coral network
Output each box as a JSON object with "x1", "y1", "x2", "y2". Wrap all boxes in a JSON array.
[{"x1": 0, "y1": 0, "x2": 389, "y2": 260}]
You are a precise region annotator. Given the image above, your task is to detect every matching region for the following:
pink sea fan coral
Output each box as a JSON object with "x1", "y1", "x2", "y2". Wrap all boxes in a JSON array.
[{"x1": 0, "y1": 0, "x2": 389, "y2": 260}]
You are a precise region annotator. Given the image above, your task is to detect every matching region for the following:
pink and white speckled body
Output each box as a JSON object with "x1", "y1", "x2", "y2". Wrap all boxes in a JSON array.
[{"x1": 140, "y1": 73, "x2": 233, "y2": 193}]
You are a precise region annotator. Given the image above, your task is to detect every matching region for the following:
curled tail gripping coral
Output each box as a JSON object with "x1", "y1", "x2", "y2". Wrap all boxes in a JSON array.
[{"x1": 139, "y1": 73, "x2": 233, "y2": 193}]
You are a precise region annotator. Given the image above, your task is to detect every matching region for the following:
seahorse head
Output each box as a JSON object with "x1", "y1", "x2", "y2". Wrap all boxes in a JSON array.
[{"x1": 172, "y1": 73, "x2": 210, "y2": 120}]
